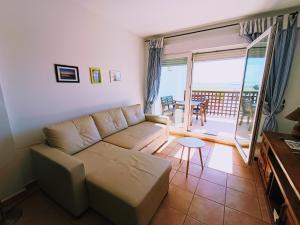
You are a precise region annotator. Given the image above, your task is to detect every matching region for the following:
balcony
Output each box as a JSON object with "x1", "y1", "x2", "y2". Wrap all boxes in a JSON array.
[{"x1": 164, "y1": 90, "x2": 258, "y2": 139}]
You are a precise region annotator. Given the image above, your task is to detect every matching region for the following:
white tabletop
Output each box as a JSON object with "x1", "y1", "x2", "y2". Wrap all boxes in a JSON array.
[{"x1": 176, "y1": 137, "x2": 206, "y2": 148}]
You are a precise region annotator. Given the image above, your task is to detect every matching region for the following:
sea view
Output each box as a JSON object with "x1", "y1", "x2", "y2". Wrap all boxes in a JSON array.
[{"x1": 192, "y1": 82, "x2": 258, "y2": 92}]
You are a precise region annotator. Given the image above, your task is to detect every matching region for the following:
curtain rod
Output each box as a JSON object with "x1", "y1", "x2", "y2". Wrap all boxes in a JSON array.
[
  {"x1": 144, "y1": 11, "x2": 299, "y2": 42},
  {"x1": 144, "y1": 23, "x2": 239, "y2": 42},
  {"x1": 193, "y1": 47, "x2": 246, "y2": 56}
]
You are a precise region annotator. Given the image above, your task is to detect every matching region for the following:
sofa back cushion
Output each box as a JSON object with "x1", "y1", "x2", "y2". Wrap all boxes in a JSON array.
[
  {"x1": 122, "y1": 104, "x2": 145, "y2": 126},
  {"x1": 92, "y1": 108, "x2": 128, "y2": 138},
  {"x1": 44, "y1": 116, "x2": 101, "y2": 155}
]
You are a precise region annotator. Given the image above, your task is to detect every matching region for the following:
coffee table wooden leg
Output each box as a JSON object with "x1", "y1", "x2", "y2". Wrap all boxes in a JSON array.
[
  {"x1": 199, "y1": 147, "x2": 204, "y2": 169},
  {"x1": 180, "y1": 146, "x2": 184, "y2": 163},
  {"x1": 186, "y1": 147, "x2": 191, "y2": 178}
]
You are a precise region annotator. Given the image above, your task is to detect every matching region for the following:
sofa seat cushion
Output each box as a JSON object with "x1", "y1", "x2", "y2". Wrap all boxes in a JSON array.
[
  {"x1": 103, "y1": 121, "x2": 167, "y2": 151},
  {"x1": 74, "y1": 141, "x2": 126, "y2": 174},
  {"x1": 74, "y1": 142, "x2": 171, "y2": 225}
]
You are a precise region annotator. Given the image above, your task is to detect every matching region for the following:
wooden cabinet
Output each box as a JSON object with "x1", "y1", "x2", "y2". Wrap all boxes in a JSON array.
[
  {"x1": 257, "y1": 132, "x2": 300, "y2": 225},
  {"x1": 279, "y1": 204, "x2": 298, "y2": 225}
]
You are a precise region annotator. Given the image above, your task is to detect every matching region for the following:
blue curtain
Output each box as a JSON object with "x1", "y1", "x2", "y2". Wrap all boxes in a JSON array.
[
  {"x1": 144, "y1": 38, "x2": 164, "y2": 113},
  {"x1": 263, "y1": 13, "x2": 298, "y2": 131}
]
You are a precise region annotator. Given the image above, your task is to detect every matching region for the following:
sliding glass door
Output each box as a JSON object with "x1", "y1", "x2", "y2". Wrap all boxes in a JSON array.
[
  {"x1": 154, "y1": 55, "x2": 192, "y2": 131},
  {"x1": 190, "y1": 49, "x2": 247, "y2": 137}
]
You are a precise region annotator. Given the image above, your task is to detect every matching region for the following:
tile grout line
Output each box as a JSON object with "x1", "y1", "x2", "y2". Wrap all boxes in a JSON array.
[
  {"x1": 165, "y1": 140, "x2": 268, "y2": 224},
  {"x1": 253, "y1": 163, "x2": 271, "y2": 224},
  {"x1": 185, "y1": 147, "x2": 212, "y2": 225},
  {"x1": 185, "y1": 165, "x2": 205, "y2": 225},
  {"x1": 181, "y1": 146, "x2": 201, "y2": 225},
  {"x1": 223, "y1": 172, "x2": 228, "y2": 225}
]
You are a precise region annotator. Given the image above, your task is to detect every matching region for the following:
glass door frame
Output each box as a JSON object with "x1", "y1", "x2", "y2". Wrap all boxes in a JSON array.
[
  {"x1": 187, "y1": 48, "x2": 248, "y2": 133},
  {"x1": 234, "y1": 27, "x2": 275, "y2": 165},
  {"x1": 161, "y1": 53, "x2": 193, "y2": 132}
]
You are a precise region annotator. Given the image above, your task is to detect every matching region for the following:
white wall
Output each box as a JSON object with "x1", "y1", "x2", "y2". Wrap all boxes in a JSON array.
[
  {"x1": 0, "y1": 83, "x2": 22, "y2": 200},
  {"x1": 0, "y1": 0, "x2": 144, "y2": 199}
]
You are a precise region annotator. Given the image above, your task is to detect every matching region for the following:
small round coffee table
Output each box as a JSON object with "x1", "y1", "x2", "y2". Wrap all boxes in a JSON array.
[{"x1": 176, "y1": 137, "x2": 206, "y2": 177}]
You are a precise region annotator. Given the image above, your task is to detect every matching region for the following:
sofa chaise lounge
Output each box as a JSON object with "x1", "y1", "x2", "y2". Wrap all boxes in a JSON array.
[{"x1": 31, "y1": 104, "x2": 171, "y2": 225}]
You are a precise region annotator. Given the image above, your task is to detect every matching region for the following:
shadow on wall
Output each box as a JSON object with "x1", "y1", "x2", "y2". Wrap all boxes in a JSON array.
[
  {"x1": 0, "y1": 148, "x2": 32, "y2": 200},
  {"x1": 13, "y1": 100, "x2": 138, "y2": 149}
]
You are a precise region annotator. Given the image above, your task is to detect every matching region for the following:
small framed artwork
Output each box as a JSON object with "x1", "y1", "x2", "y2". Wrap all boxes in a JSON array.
[
  {"x1": 109, "y1": 70, "x2": 122, "y2": 82},
  {"x1": 89, "y1": 67, "x2": 102, "y2": 84},
  {"x1": 54, "y1": 64, "x2": 79, "y2": 83}
]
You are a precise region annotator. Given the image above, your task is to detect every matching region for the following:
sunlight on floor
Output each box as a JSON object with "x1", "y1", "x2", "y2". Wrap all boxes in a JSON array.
[
  {"x1": 155, "y1": 135, "x2": 179, "y2": 153},
  {"x1": 190, "y1": 115, "x2": 250, "y2": 139},
  {"x1": 172, "y1": 147, "x2": 199, "y2": 161},
  {"x1": 204, "y1": 116, "x2": 236, "y2": 124},
  {"x1": 206, "y1": 144, "x2": 234, "y2": 173}
]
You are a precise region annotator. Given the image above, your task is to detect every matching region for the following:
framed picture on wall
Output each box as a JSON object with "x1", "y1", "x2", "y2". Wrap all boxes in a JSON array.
[
  {"x1": 54, "y1": 64, "x2": 80, "y2": 83},
  {"x1": 109, "y1": 70, "x2": 121, "y2": 82},
  {"x1": 89, "y1": 67, "x2": 102, "y2": 84}
]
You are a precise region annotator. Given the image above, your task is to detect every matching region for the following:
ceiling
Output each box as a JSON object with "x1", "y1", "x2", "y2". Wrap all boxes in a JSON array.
[{"x1": 78, "y1": 0, "x2": 300, "y2": 37}]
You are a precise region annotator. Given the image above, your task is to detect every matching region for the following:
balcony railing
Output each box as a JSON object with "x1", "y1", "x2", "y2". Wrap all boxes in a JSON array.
[{"x1": 192, "y1": 90, "x2": 258, "y2": 117}]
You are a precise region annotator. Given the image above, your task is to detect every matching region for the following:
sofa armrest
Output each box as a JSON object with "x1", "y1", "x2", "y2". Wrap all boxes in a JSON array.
[
  {"x1": 31, "y1": 144, "x2": 88, "y2": 216},
  {"x1": 145, "y1": 114, "x2": 169, "y2": 125}
]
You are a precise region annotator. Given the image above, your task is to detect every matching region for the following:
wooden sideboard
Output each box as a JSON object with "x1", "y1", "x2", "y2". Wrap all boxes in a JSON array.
[{"x1": 258, "y1": 132, "x2": 300, "y2": 225}]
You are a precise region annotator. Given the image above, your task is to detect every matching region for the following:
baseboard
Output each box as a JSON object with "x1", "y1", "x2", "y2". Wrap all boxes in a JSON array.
[{"x1": 1, "y1": 180, "x2": 38, "y2": 210}]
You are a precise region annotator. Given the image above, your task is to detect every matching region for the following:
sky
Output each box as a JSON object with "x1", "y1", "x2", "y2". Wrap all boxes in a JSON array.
[{"x1": 193, "y1": 58, "x2": 245, "y2": 85}]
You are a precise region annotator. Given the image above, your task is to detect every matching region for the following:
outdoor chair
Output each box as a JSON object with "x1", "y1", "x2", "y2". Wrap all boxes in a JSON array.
[
  {"x1": 193, "y1": 98, "x2": 209, "y2": 126},
  {"x1": 161, "y1": 96, "x2": 176, "y2": 116}
]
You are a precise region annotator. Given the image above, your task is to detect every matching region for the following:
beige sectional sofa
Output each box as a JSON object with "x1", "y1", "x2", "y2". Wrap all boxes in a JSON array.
[{"x1": 31, "y1": 104, "x2": 171, "y2": 225}]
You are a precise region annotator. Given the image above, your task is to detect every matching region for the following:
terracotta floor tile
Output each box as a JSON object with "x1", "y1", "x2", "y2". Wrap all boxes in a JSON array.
[
  {"x1": 15, "y1": 192, "x2": 111, "y2": 225},
  {"x1": 15, "y1": 193, "x2": 72, "y2": 225},
  {"x1": 150, "y1": 206, "x2": 186, "y2": 225},
  {"x1": 159, "y1": 146, "x2": 174, "y2": 155},
  {"x1": 162, "y1": 185, "x2": 193, "y2": 213},
  {"x1": 171, "y1": 171, "x2": 199, "y2": 193},
  {"x1": 168, "y1": 147, "x2": 184, "y2": 158},
  {"x1": 169, "y1": 169, "x2": 177, "y2": 182},
  {"x1": 256, "y1": 182, "x2": 266, "y2": 196},
  {"x1": 71, "y1": 210, "x2": 113, "y2": 225},
  {"x1": 232, "y1": 155, "x2": 248, "y2": 168},
  {"x1": 231, "y1": 164, "x2": 254, "y2": 180},
  {"x1": 167, "y1": 141, "x2": 179, "y2": 148},
  {"x1": 184, "y1": 216, "x2": 206, "y2": 225},
  {"x1": 225, "y1": 188, "x2": 261, "y2": 219},
  {"x1": 154, "y1": 152, "x2": 166, "y2": 158},
  {"x1": 258, "y1": 193, "x2": 272, "y2": 224},
  {"x1": 227, "y1": 174, "x2": 257, "y2": 196},
  {"x1": 252, "y1": 162, "x2": 262, "y2": 182},
  {"x1": 195, "y1": 179, "x2": 226, "y2": 204},
  {"x1": 205, "y1": 144, "x2": 238, "y2": 173},
  {"x1": 224, "y1": 207, "x2": 265, "y2": 225},
  {"x1": 190, "y1": 149, "x2": 208, "y2": 166},
  {"x1": 200, "y1": 167, "x2": 227, "y2": 186},
  {"x1": 179, "y1": 161, "x2": 203, "y2": 178},
  {"x1": 166, "y1": 156, "x2": 181, "y2": 170},
  {"x1": 188, "y1": 195, "x2": 224, "y2": 225},
  {"x1": 170, "y1": 146, "x2": 207, "y2": 165}
]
